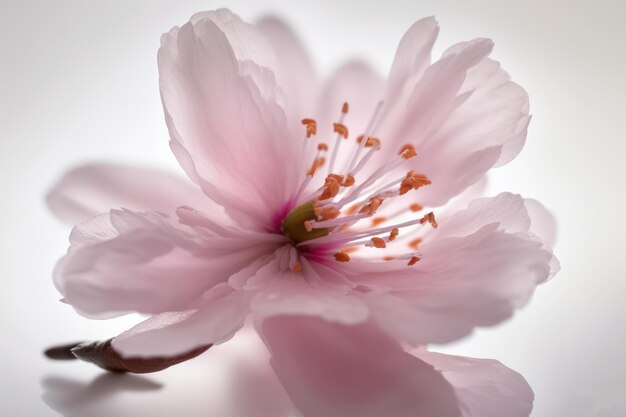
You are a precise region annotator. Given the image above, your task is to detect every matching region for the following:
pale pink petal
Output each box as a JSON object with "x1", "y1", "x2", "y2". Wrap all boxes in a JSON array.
[
  {"x1": 46, "y1": 163, "x2": 214, "y2": 225},
  {"x1": 112, "y1": 284, "x2": 250, "y2": 357},
  {"x1": 316, "y1": 60, "x2": 384, "y2": 131},
  {"x1": 380, "y1": 37, "x2": 529, "y2": 206},
  {"x1": 524, "y1": 198, "x2": 557, "y2": 246},
  {"x1": 416, "y1": 349, "x2": 534, "y2": 417},
  {"x1": 384, "y1": 16, "x2": 439, "y2": 115},
  {"x1": 54, "y1": 209, "x2": 275, "y2": 318},
  {"x1": 351, "y1": 194, "x2": 556, "y2": 345},
  {"x1": 159, "y1": 12, "x2": 301, "y2": 230},
  {"x1": 257, "y1": 16, "x2": 318, "y2": 120},
  {"x1": 251, "y1": 280, "x2": 370, "y2": 325},
  {"x1": 259, "y1": 316, "x2": 461, "y2": 417}
]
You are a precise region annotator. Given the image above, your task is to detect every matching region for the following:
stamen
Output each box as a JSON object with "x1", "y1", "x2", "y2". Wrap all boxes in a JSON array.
[
  {"x1": 419, "y1": 212, "x2": 438, "y2": 228},
  {"x1": 292, "y1": 261, "x2": 303, "y2": 272},
  {"x1": 334, "y1": 252, "x2": 351, "y2": 262},
  {"x1": 407, "y1": 256, "x2": 421, "y2": 266},
  {"x1": 319, "y1": 175, "x2": 342, "y2": 200},
  {"x1": 371, "y1": 217, "x2": 387, "y2": 226},
  {"x1": 371, "y1": 237, "x2": 387, "y2": 248},
  {"x1": 301, "y1": 118, "x2": 317, "y2": 138},
  {"x1": 359, "y1": 197, "x2": 383, "y2": 216},
  {"x1": 399, "y1": 144, "x2": 417, "y2": 159},
  {"x1": 342, "y1": 175, "x2": 355, "y2": 187},
  {"x1": 307, "y1": 157, "x2": 326, "y2": 176},
  {"x1": 410, "y1": 203, "x2": 423, "y2": 212},
  {"x1": 333, "y1": 123, "x2": 349, "y2": 139},
  {"x1": 389, "y1": 227, "x2": 399, "y2": 241},
  {"x1": 328, "y1": 103, "x2": 349, "y2": 174},
  {"x1": 310, "y1": 212, "x2": 369, "y2": 229},
  {"x1": 343, "y1": 101, "x2": 384, "y2": 175}
]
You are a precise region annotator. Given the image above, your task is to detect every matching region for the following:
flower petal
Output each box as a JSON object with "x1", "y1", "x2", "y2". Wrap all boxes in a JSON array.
[
  {"x1": 381, "y1": 36, "x2": 529, "y2": 206},
  {"x1": 354, "y1": 193, "x2": 557, "y2": 345},
  {"x1": 159, "y1": 11, "x2": 301, "y2": 230},
  {"x1": 257, "y1": 16, "x2": 318, "y2": 120},
  {"x1": 415, "y1": 350, "x2": 534, "y2": 417},
  {"x1": 54, "y1": 209, "x2": 275, "y2": 318},
  {"x1": 112, "y1": 284, "x2": 250, "y2": 357},
  {"x1": 46, "y1": 163, "x2": 213, "y2": 225},
  {"x1": 384, "y1": 16, "x2": 439, "y2": 113},
  {"x1": 259, "y1": 316, "x2": 461, "y2": 417}
]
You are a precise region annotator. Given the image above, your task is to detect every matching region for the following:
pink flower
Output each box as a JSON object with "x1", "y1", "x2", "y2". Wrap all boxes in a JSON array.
[{"x1": 49, "y1": 9, "x2": 559, "y2": 417}]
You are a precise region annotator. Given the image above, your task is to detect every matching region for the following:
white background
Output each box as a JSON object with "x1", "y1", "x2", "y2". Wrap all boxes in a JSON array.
[{"x1": 1, "y1": 0, "x2": 625, "y2": 416}]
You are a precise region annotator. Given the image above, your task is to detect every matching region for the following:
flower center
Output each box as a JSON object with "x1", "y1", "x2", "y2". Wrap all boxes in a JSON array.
[{"x1": 282, "y1": 101, "x2": 438, "y2": 271}]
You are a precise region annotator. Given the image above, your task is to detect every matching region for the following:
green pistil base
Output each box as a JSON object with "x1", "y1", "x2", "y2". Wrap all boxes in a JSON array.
[{"x1": 282, "y1": 201, "x2": 331, "y2": 244}]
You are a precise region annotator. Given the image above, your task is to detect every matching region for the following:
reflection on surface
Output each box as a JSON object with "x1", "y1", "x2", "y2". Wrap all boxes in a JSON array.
[{"x1": 42, "y1": 373, "x2": 162, "y2": 417}]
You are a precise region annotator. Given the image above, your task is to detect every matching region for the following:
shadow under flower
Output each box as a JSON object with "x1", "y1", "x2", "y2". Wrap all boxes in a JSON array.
[{"x1": 41, "y1": 373, "x2": 163, "y2": 417}]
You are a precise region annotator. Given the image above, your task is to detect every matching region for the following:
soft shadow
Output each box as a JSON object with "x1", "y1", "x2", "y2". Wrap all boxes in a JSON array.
[{"x1": 41, "y1": 373, "x2": 162, "y2": 417}]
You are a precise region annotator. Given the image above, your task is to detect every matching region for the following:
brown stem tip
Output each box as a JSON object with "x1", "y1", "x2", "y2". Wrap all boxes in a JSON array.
[{"x1": 45, "y1": 339, "x2": 211, "y2": 374}]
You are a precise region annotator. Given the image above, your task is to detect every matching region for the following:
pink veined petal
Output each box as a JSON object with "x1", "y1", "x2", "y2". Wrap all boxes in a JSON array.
[
  {"x1": 350, "y1": 194, "x2": 556, "y2": 345},
  {"x1": 415, "y1": 349, "x2": 534, "y2": 417},
  {"x1": 256, "y1": 16, "x2": 318, "y2": 121},
  {"x1": 54, "y1": 209, "x2": 276, "y2": 319},
  {"x1": 46, "y1": 162, "x2": 218, "y2": 225},
  {"x1": 159, "y1": 12, "x2": 301, "y2": 231},
  {"x1": 112, "y1": 284, "x2": 250, "y2": 358},
  {"x1": 259, "y1": 316, "x2": 462, "y2": 417}
]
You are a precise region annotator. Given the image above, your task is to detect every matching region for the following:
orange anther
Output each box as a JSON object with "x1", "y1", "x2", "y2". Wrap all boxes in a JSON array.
[
  {"x1": 292, "y1": 261, "x2": 303, "y2": 272},
  {"x1": 371, "y1": 237, "x2": 387, "y2": 248},
  {"x1": 342, "y1": 102, "x2": 349, "y2": 114},
  {"x1": 371, "y1": 217, "x2": 387, "y2": 226},
  {"x1": 327, "y1": 173, "x2": 344, "y2": 183},
  {"x1": 409, "y1": 203, "x2": 423, "y2": 212},
  {"x1": 317, "y1": 143, "x2": 329, "y2": 151},
  {"x1": 342, "y1": 174, "x2": 355, "y2": 187},
  {"x1": 334, "y1": 252, "x2": 351, "y2": 262},
  {"x1": 407, "y1": 256, "x2": 421, "y2": 266},
  {"x1": 357, "y1": 135, "x2": 381, "y2": 148},
  {"x1": 333, "y1": 123, "x2": 349, "y2": 139},
  {"x1": 383, "y1": 256, "x2": 396, "y2": 261},
  {"x1": 389, "y1": 228, "x2": 399, "y2": 241},
  {"x1": 400, "y1": 172, "x2": 431, "y2": 195},
  {"x1": 304, "y1": 220, "x2": 313, "y2": 232},
  {"x1": 320, "y1": 179, "x2": 341, "y2": 200},
  {"x1": 408, "y1": 238, "x2": 422, "y2": 249},
  {"x1": 419, "y1": 212, "x2": 438, "y2": 229},
  {"x1": 399, "y1": 144, "x2": 417, "y2": 159},
  {"x1": 342, "y1": 246, "x2": 360, "y2": 254},
  {"x1": 318, "y1": 206, "x2": 340, "y2": 221},
  {"x1": 359, "y1": 197, "x2": 383, "y2": 215},
  {"x1": 301, "y1": 118, "x2": 317, "y2": 138}
]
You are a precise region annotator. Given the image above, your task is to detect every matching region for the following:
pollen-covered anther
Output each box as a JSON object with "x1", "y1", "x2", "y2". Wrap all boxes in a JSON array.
[
  {"x1": 292, "y1": 261, "x2": 303, "y2": 272},
  {"x1": 334, "y1": 251, "x2": 351, "y2": 262},
  {"x1": 342, "y1": 102, "x2": 349, "y2": 114},
  {"x1": 319, "y1": 175, "x2": 341, "y2": 200},
  {"x1": 407, "y1": 256, "x2": 421, "y2": 266},
  {"x1": 303, "y1": 220, "x2": 313, "y2": 232},
  {"x1": 317, "y1": 143, "x2": 329, "y2": 151},
  {"x1": 301, "y1": 118, "x2": 317, "y2": 138},
  {"x1": 408, "y1": 238, "x2": 422, "y2": 249},
  {"x1": 342, "y1": 174, "x2": 355, "y2": 187},
  {"x1": 400, "y1": 171, "x2": 431, "y2": 195},
  {"x1": 399, "y1": 144, "x2": 417, "y2": 160},
  {"x1": 419, "y1": 211, "x2": 438, "y2": 229},
  {"x1": 409, "y1": 203, "x2": 423, "y2": 212},
  {"x1": 359, "y1": 197, "x2": 383, "y2": 215},
  {"x1": 333, "y1": 123, "x2": 349, "y2": 139},
  {"x1": 389, "y1": 227, "x2": 399, "y2": 241},
  {"x1": 318, "y1": 206, "x2": 341, "y2": 221},
  {"x1": 371, "y1": 237, "x2": 387, "y2": 248},
  {"x1": 357, "y1": 135, "x2": 381, "y2": 148}
]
